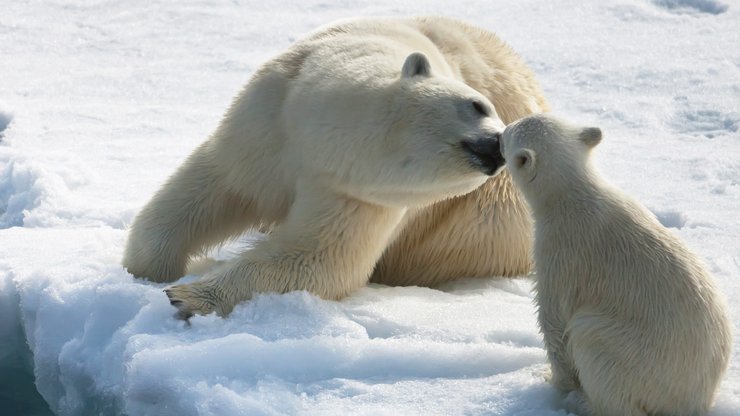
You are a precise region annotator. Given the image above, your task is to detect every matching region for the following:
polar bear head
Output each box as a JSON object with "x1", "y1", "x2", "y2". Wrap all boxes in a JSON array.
[
  {"x1": 501, "y1": 114, "x2": 602, "y2": 205},
  {"x1": 323, "y1": 52, "x2": 508, "y2": 207},
  {"x1": 398, "y1": 52, "x2": 507, "y2": 176}
]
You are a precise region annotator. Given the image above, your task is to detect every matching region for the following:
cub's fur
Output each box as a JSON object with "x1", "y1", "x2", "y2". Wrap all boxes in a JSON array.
[{"x1": 502, "y1": 114, "x2": 732, "y2": 416}]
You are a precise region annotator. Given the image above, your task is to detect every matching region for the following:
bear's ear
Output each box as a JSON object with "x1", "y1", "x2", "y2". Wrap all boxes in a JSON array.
[
  {"x1": 579, "y1": 127, "x2": 602, "y2": 148},
  {"x1": 401, "y1": 52, "x2": 432, "y2": 78},
  {"x1": 514, "y1": 148, "x2": 536, "y2": 171}
]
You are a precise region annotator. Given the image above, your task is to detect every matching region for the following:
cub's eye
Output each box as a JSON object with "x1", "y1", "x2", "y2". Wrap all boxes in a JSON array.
[
  {"x1": 471, "y1": 100, "x2": 489, "y2": 117},
  {"x1": 516, "y1": 154, "x2": 529, "y2": 168}
]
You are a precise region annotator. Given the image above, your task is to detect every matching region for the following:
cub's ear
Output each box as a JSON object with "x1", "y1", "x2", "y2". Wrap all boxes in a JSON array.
[
  {"x1": 401, "y1": 52, "x2": 432, "y2": 78},
  {"x1": 579, "y1": 127, "x2": 602, "y2": 148},
  {"x1": 514, "y1": 148, "x2": 536, "y2": 171}
]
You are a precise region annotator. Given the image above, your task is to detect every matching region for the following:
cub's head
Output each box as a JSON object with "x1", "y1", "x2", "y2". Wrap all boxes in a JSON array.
[
  {"x1": 501, "y1": 114, "x2": 602, "y2": 202},
  {"x1": 373, "y1": 52, "x2": 507, "y2": 205}
]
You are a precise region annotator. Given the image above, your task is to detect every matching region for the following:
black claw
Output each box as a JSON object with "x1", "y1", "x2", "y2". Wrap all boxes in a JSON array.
[
  {"x1": 164, "y1": 289, "x2": 180, "y2": 305},
  {"x1": 164, "y1": 289, "x2": 191, "y2": 321},
  {"x1": 176, "y1": 309, "x2": 194, "y2": 321}
]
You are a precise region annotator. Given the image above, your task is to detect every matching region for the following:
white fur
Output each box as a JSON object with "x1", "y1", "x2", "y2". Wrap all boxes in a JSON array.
[
  {"x1": 502, "y1": 114, "x2": 732, "y2": 416},
  {"x1": 123, "y1": 16, "x2": 548, "y2": 317}
]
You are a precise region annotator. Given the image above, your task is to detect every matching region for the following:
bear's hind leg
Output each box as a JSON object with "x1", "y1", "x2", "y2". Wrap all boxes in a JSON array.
[{"x1": 566, "y1": 310, "x2": 651, "y2": 416}]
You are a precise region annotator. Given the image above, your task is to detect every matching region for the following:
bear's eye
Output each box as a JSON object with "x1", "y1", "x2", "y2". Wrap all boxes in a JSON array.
[{"x1": 471, "y1": 100, "x2": 489, "y2": 117}]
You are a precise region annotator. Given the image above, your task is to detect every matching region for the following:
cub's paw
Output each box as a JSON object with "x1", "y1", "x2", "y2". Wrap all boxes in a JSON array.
[
  {"x1": 165, "y1": 283, "x2": 220, "y2": 320},
  {"x1": 563, "y1": 390, "x2": 591, "y2": 416},
  {"x1": 547, "y1": 365, "x2": 580, "y2": 391}
]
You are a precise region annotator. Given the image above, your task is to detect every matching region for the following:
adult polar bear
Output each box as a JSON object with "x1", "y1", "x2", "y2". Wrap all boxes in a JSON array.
[{"x1": 123, "y1": 16, "x2": 548, "y2": 318}]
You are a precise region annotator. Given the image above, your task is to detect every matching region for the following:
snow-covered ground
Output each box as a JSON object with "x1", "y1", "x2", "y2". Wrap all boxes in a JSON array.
[{"x1": 1, "y1": 0, "x2": 739, "y2": 414}]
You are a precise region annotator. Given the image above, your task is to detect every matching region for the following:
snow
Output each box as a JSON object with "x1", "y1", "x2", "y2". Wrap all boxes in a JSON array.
[{"x1": 1, "y1": 0, "x2": 739, "y2": 415}]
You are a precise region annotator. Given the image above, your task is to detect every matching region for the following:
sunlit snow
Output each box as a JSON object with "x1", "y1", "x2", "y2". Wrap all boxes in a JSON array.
[{"x1": 1, "y1": 0, "x2": 738, "y2": 415}]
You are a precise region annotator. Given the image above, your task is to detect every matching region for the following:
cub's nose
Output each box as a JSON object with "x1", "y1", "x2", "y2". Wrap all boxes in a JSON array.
[{"x1": 461, "y1": 132, "x2": 505, "y2": 176}]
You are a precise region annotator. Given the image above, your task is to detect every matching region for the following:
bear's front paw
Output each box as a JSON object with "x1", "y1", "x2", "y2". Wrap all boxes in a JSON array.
[{"x1": 165, "y1": 283, "x2": 221, "y2": 320}]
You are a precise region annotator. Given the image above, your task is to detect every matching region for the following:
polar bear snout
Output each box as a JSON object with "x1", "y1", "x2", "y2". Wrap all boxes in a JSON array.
[{"x1": 461, "y1": 133, "x2": 505, "y2": 176}]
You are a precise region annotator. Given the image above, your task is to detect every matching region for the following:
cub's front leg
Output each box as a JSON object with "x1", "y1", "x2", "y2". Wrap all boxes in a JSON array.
[{"x1": 166, "y1": 187, "x2": 406, "y2": 319}]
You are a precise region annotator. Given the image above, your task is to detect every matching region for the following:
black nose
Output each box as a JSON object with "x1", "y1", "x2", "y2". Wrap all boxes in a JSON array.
[{"x1": 461, "y1": 133, "x2": 505, "y2": 176}]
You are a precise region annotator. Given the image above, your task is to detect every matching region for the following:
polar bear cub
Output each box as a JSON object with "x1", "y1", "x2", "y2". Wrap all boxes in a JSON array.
[{"x1": 501, "y1": 114, "x2": 732, "y2": 416}]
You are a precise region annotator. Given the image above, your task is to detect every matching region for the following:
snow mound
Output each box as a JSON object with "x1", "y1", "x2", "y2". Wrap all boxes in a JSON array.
[
  {"x1": 669, "y1": 97, "x2": 740, "y2": 139},
  {"x1": 652, "y1": 0, "x2": 729, "y2": 15},
  {"x1": 0, "y1": 272, "x2": 52, "y2": 415},
  {"x1": 0, "y1": 156, "x2": 45, "y2": 228},
  {"x1": 0, "y1": 110, "x2": 11, "y2": 139},
  {"x1": 0, "y1": 150, "x2": 125, "y2": 229},
  {"x1": 671, "y1": 108, "x2": 740, "y2": 139},
  {"x1": 3, "y1": 235, "x2": 553, "y2": 415},
  {"x1": 651, "y1": 208, "x2": 689, "y2": 229}
]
